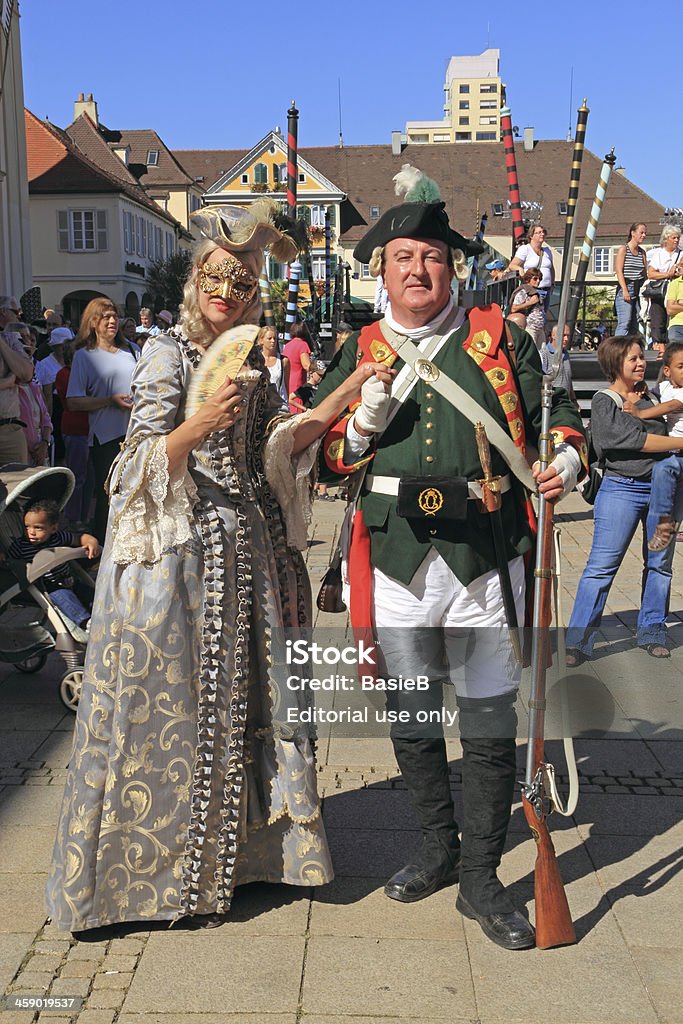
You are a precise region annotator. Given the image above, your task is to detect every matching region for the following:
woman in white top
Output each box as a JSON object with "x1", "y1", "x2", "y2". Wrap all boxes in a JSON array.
[
  {"x1": 257, "y1": 325, "x2": 290, "y2": 409},
  {"x1": 646, "y1": 224, "x2": 683, "y2": 351},
  {"x1": 508, "y1": 224, "x2": 555, "y2": 311}
]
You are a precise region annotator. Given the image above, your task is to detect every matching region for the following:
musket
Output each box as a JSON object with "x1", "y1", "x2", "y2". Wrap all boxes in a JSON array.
[
  {"x1": 521, "y1": 210, "x2": 580, "y2": 950},
  {"x1": 560, "y1": 100, "x2": 589, "y2": 283},
  {"x1": 474, "y1": 422, "x2": 522, "y2": 665},
  {"x1": 566, "y1": 149, "x2": 617, "y2": 340}
]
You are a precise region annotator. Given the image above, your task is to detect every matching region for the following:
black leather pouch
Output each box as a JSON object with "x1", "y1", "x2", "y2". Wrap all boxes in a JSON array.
[{"x1": 396, "y1": 476, "x2": 469, "y2": 521}]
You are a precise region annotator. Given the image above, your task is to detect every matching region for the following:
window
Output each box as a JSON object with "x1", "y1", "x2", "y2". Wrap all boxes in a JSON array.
[
  {"x1": 359, "y1": 263, "x2": 372, "y2": 279},
  {"x1": 166, "y1": 232, "x2": 174, "y2": 258},
  {"x1": 557, "y1": 201, "x2": 568, "y2": 216},
  {"x1": 370, "y1": 206, "x2": 380, "y2": 220},
  {"x1": 476, "y1": 132, "x2": 497, "y2": 141},
  {"x1": 480, "y1": 83, "x2": 498, "y2": 93},
  {"x1": 479, "y1": 116, "x2": 498, "y2": 125},
  {"x1": 310, "y1": 205, "x2": 326, "y2": 227},
  {"x1": 312, "y1": 255, "x2": 326, "y2": 278},
  {"x1": 458, "y1": 116, "x2": 469, "y2": 126},
  {"x1": 58, "y1": 209, "x2": 107, "y2": 252},
  {"x1": 459, "y1": 84, "x2": 470, "y2": 94},
  {"x1": 298, "y1": 205, "x2": 311, "y2": 226},
  {"x1": 433, "y1": 133, "x2": 450, "y2": 142},
  {"x1": 189, "y1": 193, "x2": 201, "y2": 213},
  {"x1": 480, "y1": 100, "x2": 497, "y2": 109},
  {"x1": 154, "y1": 225, "x2": 163, "y2": 260},
  {"x1": 240, "y1": 173, "x2": 249, "y2": 185},
  {"x1": 492, "y1": 203, "x2": 504, "y2": 216},
  {"x1": 254, "y1": 162, "x2": 268, "y2": 185},
  {"x1": 593, "y1": 247, "x2": 612, "y2": 274},
  {"x1": 278, "y1": 163, "x2": 288, "y2": 183},
  {"x1": 455, "y1": 132, "x2": 471, "y2": 141},
  {"x1": 146, "y1": 150, "x2": 159, "y2": 166},
  {"x1": 409, "y1": 134, "x2": 429, "y2": 143},
  {"x1": 135, "y1": 216, "x2": 142, "y2": 256},
  {"x1": 140, "y1": 218, "x2": 147, "y2": 258},
  {"x1": 459, "y1": 100, "x2": 470, "y2": 110},
  {"x1": 298, "y1": 171, "x2": 305, "y2": 183}
]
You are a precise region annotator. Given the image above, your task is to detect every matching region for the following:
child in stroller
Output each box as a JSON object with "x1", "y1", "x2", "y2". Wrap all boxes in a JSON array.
[
  {"x1": 5, "y1": 498, "x2": 100, "y2": 633},
  {"x1": 0, "y1": 465, "x2": 98, "y2": 710}
]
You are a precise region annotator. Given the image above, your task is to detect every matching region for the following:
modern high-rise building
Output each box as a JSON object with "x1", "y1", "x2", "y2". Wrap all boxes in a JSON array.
[{"x1": 405, "y1": 48, "x2": 502, "y2": 145}]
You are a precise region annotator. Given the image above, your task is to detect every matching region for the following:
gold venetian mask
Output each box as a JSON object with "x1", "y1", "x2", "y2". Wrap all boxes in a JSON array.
[{"x1": 197, "y1": 254, "x2": 258, "y2": 305}]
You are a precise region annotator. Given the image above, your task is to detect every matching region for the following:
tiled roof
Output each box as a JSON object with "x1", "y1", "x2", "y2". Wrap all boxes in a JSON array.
[
  {"x1": 173, "y1": 140, "x2": 665, "y2": 245},
  {"x1": 98, "y1": 127, "x2": 195, "y2": 188},
  {"x1": 28, "y1": 111, "x2": 187, "y2": 231}
]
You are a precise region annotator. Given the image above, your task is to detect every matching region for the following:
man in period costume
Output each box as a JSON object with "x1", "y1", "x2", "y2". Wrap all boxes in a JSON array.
[{"x1": 313, "y1": 166, "x2": 586, "y2": 950}]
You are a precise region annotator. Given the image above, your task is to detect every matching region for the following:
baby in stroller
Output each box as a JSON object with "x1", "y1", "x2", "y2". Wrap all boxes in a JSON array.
[{"x1": 5, "y1": 498, "x2": 100, "y2": 632}]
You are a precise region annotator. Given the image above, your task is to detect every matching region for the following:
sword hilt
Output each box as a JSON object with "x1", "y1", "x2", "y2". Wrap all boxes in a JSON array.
[{"x1": 475, "y1": 422, "x2": 502, "y2": 512}]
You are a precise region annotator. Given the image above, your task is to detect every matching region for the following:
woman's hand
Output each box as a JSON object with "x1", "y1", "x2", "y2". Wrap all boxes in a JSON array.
[
  {"x1": 110, "y1": 393, "x2": 134, "y2": 410},
  {"x1": 622, "y1": 400, "x2": 641, "y2": 416},
  {"x1": 348, "y1": 360, "x2": 396, "y2": 392},
  {"x1": 191, "y1": 377, "x2": 244, "y2": 438}
]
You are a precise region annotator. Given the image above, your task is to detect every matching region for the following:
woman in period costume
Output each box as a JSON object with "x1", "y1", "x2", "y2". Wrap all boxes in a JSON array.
[{"x1": 46, "y1": 201, "x2": 387, "y2": 935}]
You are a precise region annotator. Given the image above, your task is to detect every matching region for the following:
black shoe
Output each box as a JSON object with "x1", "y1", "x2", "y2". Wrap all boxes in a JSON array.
[
  {"x1": 456, "y1": 892, "x2": 535, "y2": 950},
  {"x1": 384, "y1": 852, "x2": 460, "y2": 903}
]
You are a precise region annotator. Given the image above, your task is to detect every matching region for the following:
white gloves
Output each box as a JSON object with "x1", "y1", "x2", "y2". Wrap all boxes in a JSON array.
[
  {"x1": 353, "y1": 375, "x2": 392, "y2": 434},
  {"x1": 548, "y1": 442, "x2": 581, "y2": 498}
]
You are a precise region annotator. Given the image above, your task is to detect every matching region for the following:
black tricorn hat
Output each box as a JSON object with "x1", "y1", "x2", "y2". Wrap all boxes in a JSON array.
[{"x1": 353, "y1": 200, "x2": 485, "y2": 264}]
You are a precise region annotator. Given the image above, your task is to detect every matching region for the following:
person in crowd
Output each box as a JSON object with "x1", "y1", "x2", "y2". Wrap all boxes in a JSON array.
[
  {"x1": 373, "y1": 273, "x2": 388, "y2": 314},
  {"x1": 614, "y1": 223, "x2": 647, "y2": 336},
  {"x1": 6, "y1": 323, "x2": 52, "y2": 466},
  {"x1": 314, "y1": 167, "x2": 585, "y2": 950},
  {"x1": 6, "y1": 498, "x2": 100, "y2": 634},
  {"x1": 540, "y1": 323, "x2": 577, "y2": 404},
  {"x1": 136, "y1": 307, "x2": 157, "y2": 336},
  {"x1": 334, "y1": 320, "x2": 354, "y2": 354},
  {"x1": 566, "y1": 335, "x2": 683, "y2": 664},
  {"x1": 645, "y1": 225, "x2": 683, "y2": 353},
  {"x1": 0, "y1": 297, "x2": 37, "y2": 463},
  {"x1": 66, "y1": 298, "x2": 137, "y2": 543},
  {"x1": 257, "y1": 324, "x2": 289, "y2": 408},
  {"x1": 120, "y1": 317, "x2": 138, "y2": 346},
  {"x1": 283, "y1": 321, "x2": 312, "y2": 412},
  {"x1": 47, "y1": 200, "x2": 386, "y2": 937},
  {"x1": 291, "y1": 359, "x2": 331, "y2": 499},
  {"x1": 510, "y1": 269, "x2": 545, "y2": 348},
  {"x1": 55, "y1": 341, "x2": 91, "y2": 527},
  {"x1": 507, "y1": 223, "x2": 555, "y2": 309},
  {"x1": 43, "y1": 309, "x2": 63, "y2": 331},
  {"x1": 156, "y1": 309, "x2": 174, "y2": 332},
  {"x1": 135, "y1": 331, "x2": 150, "y2": 350},
  {"x1": 665, "y1": 266, "x2": 683, "y2": 343},
  {"x1": 35, "y1": 326, "x2": 72, "y2": 417}
]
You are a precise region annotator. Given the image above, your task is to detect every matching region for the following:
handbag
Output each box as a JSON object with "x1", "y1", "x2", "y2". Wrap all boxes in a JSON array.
[
  {"x1": 642, "y1": 279, "x2": 668, "y2": 301},
  {"x1": 316, "y1": 543, "x2": 346, "y2": 613}
]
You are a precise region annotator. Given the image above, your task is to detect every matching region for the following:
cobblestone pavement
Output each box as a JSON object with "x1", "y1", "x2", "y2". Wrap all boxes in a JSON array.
[{"x1": 0, "y1": 492, "x2": 681, "y2": 1024}]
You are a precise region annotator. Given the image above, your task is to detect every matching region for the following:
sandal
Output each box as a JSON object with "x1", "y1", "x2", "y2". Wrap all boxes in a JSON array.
[
  {"x1": 648, "y1": 517, "x2": 678, "y2": 552},
  {"x1": 565, "y1": 648, "x2": 589, "y2": 668},
  {"x1": 643, "y1": 644, "x2": 670, "y2": 659}
]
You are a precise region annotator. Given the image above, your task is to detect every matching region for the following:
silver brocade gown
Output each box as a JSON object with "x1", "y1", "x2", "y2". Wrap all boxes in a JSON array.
[{"x1": 46, "y1": 330, "x2": 333, "y2": 931}]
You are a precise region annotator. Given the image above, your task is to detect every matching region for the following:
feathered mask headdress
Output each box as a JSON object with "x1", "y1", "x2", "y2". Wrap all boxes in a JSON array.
[{"x1": 191, "y1": 199, "x2": 302, "y2": 264}]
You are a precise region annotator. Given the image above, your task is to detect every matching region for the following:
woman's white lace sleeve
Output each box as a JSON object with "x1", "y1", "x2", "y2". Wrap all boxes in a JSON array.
[
  {"x1": 263, "y1": 416, "x2": 319, "y2": 551},
  {"x1": 109, "y1": 436, "x2": 198, "y2": 566}
]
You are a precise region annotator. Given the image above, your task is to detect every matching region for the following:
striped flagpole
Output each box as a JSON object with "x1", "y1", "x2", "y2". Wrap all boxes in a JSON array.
[
  {"x1": 566, "y1": 149, "x2": 617, "y2": 336},
  {"x1": 283, "y1": 260, "x2": 302, "y2": 342},
  {"x1": 287, "y1": 101, "x2": 299, "y2": 221},
  {"x1": 560, "y1": 100, "x2": 590, "y2": 282},
  {"x1": 500, "y1": 105, "x2": 525, "y2": 249},
  {"x1": 259, "y1": 270, "x2": 275, "y2": 328},
  {"x1": 324, "y1": 206, "x2": 331, "y2": 319}
]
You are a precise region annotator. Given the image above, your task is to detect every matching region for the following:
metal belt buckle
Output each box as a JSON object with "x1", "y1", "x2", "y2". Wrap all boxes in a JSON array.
[{"x1": 414, "y1": 358, "x2": 440, "y2": 382}]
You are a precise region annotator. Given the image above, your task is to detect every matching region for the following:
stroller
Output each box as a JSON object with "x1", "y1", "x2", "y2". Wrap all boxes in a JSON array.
[{"x1": 0, "y1": 465, "x2": 95, "y2": 712}]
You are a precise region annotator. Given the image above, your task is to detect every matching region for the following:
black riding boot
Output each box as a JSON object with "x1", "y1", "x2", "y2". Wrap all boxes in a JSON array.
[
  {"x1": 384, "y1": 735, "x2": 461, "y2": 902},
  {"x1": 455, "y1": 694, "x2": 535, "y2": 950}
]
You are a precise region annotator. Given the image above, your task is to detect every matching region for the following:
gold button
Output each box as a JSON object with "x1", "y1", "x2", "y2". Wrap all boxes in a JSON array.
[
  {"x1": 425, "y1": 438, "x2": 433, "y2": 445},
  {"x1": 425, "y1": 391, "x2": 434, "y2": 399},
  {"x1": 426, "y1": 455, "x2": 434, "y2": 463},
  {"x1": 425, "y1": 422, "x2": 433, "y2": 429},
  {"x1": 429, "y1": 528, "x2": 437, "y2": 536},
  {"x1": 426, "y1": 406, "x2": 434, "y2": 414}
]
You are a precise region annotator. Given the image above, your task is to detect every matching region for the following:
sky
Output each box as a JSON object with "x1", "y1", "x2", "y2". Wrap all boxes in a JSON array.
[{"x1": 19, "y1": 0, "x2": 682, "y2": 211}]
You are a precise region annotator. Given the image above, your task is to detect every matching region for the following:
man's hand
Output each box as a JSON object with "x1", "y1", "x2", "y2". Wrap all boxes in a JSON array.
[
  {"x1": 110, "y1": 393, "x2": 134, "y2": 410},
  {"x1": 532, "y1": 444, "x2": 581, "y2": 503},
  {"x1": 354, "y1": 373, "x2": 393, "y2": 435}
]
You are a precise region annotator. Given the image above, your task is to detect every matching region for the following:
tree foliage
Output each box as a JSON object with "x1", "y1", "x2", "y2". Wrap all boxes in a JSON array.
[{"x1": 146, "y1": 252, "x2": 192, "y2": 314}]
